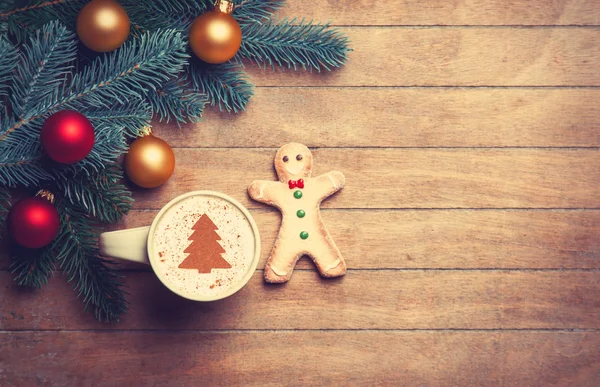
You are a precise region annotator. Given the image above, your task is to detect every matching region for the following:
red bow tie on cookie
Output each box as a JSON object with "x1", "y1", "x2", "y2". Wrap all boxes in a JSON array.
[{"x1": 288, "y1": 179, "x2": 304, "y2": 189}]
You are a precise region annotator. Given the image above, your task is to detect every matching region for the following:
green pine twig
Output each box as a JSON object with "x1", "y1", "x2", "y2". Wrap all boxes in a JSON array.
[
  {"x1": 0, "y1": 186, "x2": 9, "y2": 242},
  {"x1": 53, "y1": 163, "x2": 133, "y2": 223},
  {"x1": 238, "y1": 18, "x2": 350, "y2": 71},
  {"x1": 0, "y1": 0, "x2": 82, "y2": 42},
  {"x1": 43, "y1": 28, "x2": 189, "y2": 115},
  {"x1": 0, "y1": 34, "x2": 18, "y2": 99},
  {"x1": 83, "y1": 100, "x2": 153, "y2": 139},
  {"x1": 233, "y1": 0, "x2": 285, "y2": 25},
  {"x1": 147, "y1": 78, "x2": 207, "y2": 124},
  {"x1": 54, "y1": 198, "x2": 128, "y2": 323},
  {"x1": 187, "y1": 61, "x2": 253, "y2": 113},
  {"x1": 10, "y1": 20, "x2": 77, "y2": 119},
  {"x1": 0, "y1": 24, "x2": 185, "y2": 187},
  {"x1": 10, "y1": 244, "x2": 56, "y2": 288},
  {"x1": 122, "y1": 0, "x2": 212, "y2": 32},
  {"x1": 0, "y1": 152, "x2": 53, "y2": 187}
]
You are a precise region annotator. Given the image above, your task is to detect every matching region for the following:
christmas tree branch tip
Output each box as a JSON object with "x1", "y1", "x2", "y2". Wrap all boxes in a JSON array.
[{"x1": 239, "y1": 18, "x2": 350, "y2": 71}]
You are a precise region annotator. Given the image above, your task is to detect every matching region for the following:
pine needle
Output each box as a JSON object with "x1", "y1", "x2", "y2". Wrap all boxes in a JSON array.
[
  {"x1": 53, "y1": 198, "x2": 128, "y2": 323},
  {"x1": 187, "y1": 61, "x2": 254, "y2": 113},
  {"x1": 239, "y1": 18, "x2": 350, "y2": 71},
  {"x1": 10, "y1": 245, "x2": 56, "y2": 288}
]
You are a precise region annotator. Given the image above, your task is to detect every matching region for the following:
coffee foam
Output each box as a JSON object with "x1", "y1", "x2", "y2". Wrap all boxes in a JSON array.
[{"x1": 151, "y1": 194, "x2": 256, "y2": 300}]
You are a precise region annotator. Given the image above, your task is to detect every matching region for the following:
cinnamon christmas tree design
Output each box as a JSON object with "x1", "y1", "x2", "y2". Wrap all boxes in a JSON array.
[{"x1": 178, "y1": 214, "x2": 231, "y2": 273}]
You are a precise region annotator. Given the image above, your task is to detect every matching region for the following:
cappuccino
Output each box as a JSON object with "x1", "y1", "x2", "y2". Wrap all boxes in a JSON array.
[{"x1": 149, "y1": 193, "x2": 258, "y2": 300}]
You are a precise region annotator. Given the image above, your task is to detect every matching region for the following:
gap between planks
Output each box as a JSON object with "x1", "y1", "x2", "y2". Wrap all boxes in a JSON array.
[
  {"x1": 1, "y1": 328, "x2": 599, "y2": 333},
  {"x1": 167, "y1": 146, "x2": 600, "y2": 150},
  {"x1": 320, "y1": 25, "x2": 600, "y2": 28},
  {"x1": 253, "y1": 86, "x2": 600, "y2": 88},
  {"x1": 1, "y1": 268, "x2": 600, "y2": 273},
  {"x1": 325, "y1": 25, "x2": 600, "y2": 28}
]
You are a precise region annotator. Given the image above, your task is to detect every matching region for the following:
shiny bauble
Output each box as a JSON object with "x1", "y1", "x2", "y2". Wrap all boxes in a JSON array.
[
  {"x1": 189, "y1": 0, "x2": 242, "y2": 64},
  {"x1": 8, "y1": 197, "x2": 61, "y2": 249},
  {"x1": 77, "y1": 0, "x2": 130, "y2": 52},
  {"x1": 124, "y1": 135, "x2": 175, "y2": 189},
  {"x1": 41, "y1": 110, "x2": 95, "y2": 164}
]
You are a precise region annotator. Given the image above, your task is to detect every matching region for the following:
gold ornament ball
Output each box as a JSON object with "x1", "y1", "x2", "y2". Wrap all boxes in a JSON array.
[
  {"x1": 124, "y1": 135, "x2": 175, "y2": 189},
  {"x1": 76, "y1": 0, "x2": 130, "y2": 52},
  {"x1": 189, "y1": 1, "x2": 242, "y2": 64}
]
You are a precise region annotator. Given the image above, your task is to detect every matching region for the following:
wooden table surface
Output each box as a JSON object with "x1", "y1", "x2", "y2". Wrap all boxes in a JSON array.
[{"x1": 2, "y1": 1, "x2": 600, "y2": 385}]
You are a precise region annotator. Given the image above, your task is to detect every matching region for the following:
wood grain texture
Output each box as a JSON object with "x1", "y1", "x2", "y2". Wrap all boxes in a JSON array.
[
  {"x1": 1, "y1": 331, "x2": 598, "y2": 386},
  {"x1": 131, "y1": 149, "x2": 600, "y2": 210},
  {"x1": 2, "y1": 271, "x2": 599, "y2": 330},
  {"x1": 154, "y1": 88, "x2": 600, "y2": 148},
  {"x1": 4, "y1": 209, "x2": 600, "y2": 270},
  {"x1": 97, "y1": 209, "x2": 600, "y2": 270},
  {"x1": 280, "y1": 0, "x2": 600, "y2": 26},
  {"x1": 246, "y1": 28, "x2": 600, "y2": 87},
  {"x1": 2, "y1": 1, "x2": 600, "y2": 385}
]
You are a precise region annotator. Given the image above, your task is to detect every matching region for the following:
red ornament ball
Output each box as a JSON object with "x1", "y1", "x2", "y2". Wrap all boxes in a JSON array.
[
  {"x1": 41, "y1": 110, "x2": 95, "y2": 164},
  {"x1": 8, "y1": 197, "x2": 61, "y2": 249}
]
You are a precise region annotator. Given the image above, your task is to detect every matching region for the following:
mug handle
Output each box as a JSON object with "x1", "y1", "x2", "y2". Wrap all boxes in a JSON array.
[{"x1": 99, "y1": 226, "x2": 151, "y2": 265}]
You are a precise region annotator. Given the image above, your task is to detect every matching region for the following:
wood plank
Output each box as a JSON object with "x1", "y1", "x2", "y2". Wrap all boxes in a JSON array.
[
  {"x1": 279, "y1": 0, "x2": 600, "y2": 26},
  {"x1": 154, "y1": 88, "x2": 600, "y2": 148},
  {"x1": 130, "y1": 149, "x2": 600, "y2": 210},
  {"x1": 3, "y1": 209, "x2": 600, "y2": 270},
  {"x1": 246, "y1": 28, "x2": 600, "y2": 87},
  {"x1": 111, "y1": 209, "x2": 600, "y2": 269},
  {"x1": 1, "y1": 331, "x2": 598, "y2": 386},
  {"x1": 1, "y1": 271, "x2": 599, "y2": 330},
  {"x1": 4, "y1": 209, "x2": 599, "y2": 271}
]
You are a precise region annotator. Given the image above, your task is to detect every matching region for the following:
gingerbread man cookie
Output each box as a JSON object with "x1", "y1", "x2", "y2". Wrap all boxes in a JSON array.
[{"x1": 248, "y1": 143, "x2": 346, "y2": 283}]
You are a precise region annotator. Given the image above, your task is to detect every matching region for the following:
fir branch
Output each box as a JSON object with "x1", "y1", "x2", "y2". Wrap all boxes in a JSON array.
[
  {"x1": 0, "y1": 186, "x2": 9, "y2": 241},
  {"x1": 10, "y1": 20, "x2": 77, "y2": 118},
  {"x1": 0, "y1": 116, "x2": 44, "y2": 161},
  {"x1": 1, "y1": 0, "x2": 82, "y2": 42},
  {"x1": 1, "y1": 27, "x2": 187, "y2": 143},
  {"x1": 54, "y1": 199, "x2": 128, "y2": 323},
  {"x1": 0, "y1": 0, "x2": 70, "y2": 18},
  {"x1": 9, "y1": 244, "x2": 56, "y2": 288},
  {"x1": 0, "y1": 112, "x2": 138, "y2": 188},
  {"x1": 0, "y1": 101, "x2": 149, "y2": 188},
  {"x1": 233, "y1": 0, "x2": 285, "y2": 25},
  {"x1": 238, "y1": 18, "x2": 349, "y2": 71},
  {"x1": 0, "y1": 153, "x2": 53, "y2": 187},
  {"x1": 83, "y1": 100, "x2": 152, "y2": 139},
  {"x1": 0, "y1": 0, "x2": 16, "y2": 13},
  {"x1": 43, "y1": 28, "x2": 189, "y2": 114},
  {"x1": 0, "y1": 35, "x2": 18, "y2": 99},
  {"x1": 122, "y1": 0, "x2": 211, "y2": 32},
  {"x1": 52, "y1": 164, "x2": 133, "y2": 223},
  {"x1": 0, "y1": 116, "x2": 131, "y2": 187},
  {"x1": 74, "y1": 119, "x2": 129, "y2": 173},
  {"x1": 187, "y1": 61, "x2": 253, "y2": 113},
  {"x1": 147, "y1": 79, "x2": 207, "y2": 124}
]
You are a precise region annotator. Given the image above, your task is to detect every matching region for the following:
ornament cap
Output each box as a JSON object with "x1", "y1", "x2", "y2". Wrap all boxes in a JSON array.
[
  {"x1": 36, "y1": 189, "x2": 56, "y2": 204},
  {"x1": 215, "y1": 0, "x2": 235, "y2": 14},
  {"x1": 138, "y1": 126, "x2": 153, "y2": 137}
]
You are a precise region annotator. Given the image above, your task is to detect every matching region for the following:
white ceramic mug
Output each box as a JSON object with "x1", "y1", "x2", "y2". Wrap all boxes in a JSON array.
[{"x1": 99, "y1": 191, "x2": 261, "y2": 301}]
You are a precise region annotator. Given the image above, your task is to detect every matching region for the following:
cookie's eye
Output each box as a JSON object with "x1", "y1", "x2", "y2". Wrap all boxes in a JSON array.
[
  {"x1": 296, "y1": 154, "x2": 303, "y2": 161},
  {"x1": 283, "y1": 156, "x2": 289, "y2": 162}
]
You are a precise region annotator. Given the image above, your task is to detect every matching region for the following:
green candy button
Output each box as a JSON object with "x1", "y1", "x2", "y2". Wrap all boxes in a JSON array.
[
  {"x1": 300, "y1": 231, "x2": 309, "y2": 240},
  {"x1": 297, "y1": 209, "x2": 306, "y2": 218},
  {"x1": 294, "y1": 190, "x2": 303, "y2": 199}
]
